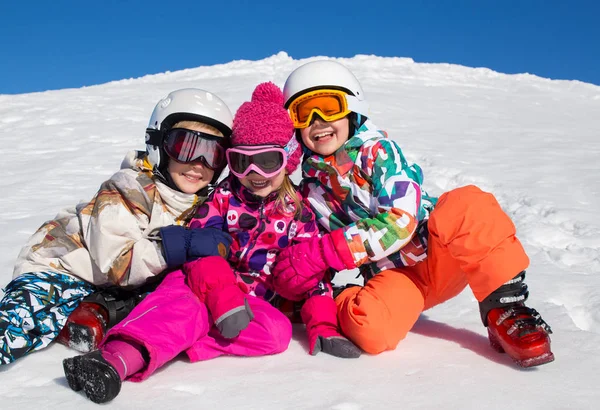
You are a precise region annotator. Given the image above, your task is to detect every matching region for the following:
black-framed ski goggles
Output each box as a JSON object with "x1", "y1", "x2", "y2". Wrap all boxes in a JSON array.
[{"x1": 163, "y1": 128, "x2": 226, "y2": 169}]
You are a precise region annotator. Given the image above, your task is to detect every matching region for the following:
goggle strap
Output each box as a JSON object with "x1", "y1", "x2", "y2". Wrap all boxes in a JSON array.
[
  {"x1": 284, "y1": 135, "x2": 299, "y2": 157},
  {"x1": 145, "y1": 128, "x2": 163, "y2": 146}
]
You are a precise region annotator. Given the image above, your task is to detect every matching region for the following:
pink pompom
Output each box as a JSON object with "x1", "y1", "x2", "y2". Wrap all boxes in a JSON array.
[{"x1": 251, "y1": 82, "x2": 284, "y2": 106}]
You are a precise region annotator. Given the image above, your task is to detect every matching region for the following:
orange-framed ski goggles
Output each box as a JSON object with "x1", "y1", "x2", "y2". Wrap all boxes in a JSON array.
[{"x1": 287, "y1": 89, "x2": 352, "y2": 129}]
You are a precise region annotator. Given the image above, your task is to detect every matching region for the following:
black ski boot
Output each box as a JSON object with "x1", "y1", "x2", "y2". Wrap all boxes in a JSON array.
[{"x1": 63, "y1": 350, "x2": 122, "y2": 403}]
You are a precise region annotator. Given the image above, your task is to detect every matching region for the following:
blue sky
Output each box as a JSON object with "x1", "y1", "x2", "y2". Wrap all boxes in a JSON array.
[{"x1": 1, "y1": 1, "x2": 598, "y2": 94}]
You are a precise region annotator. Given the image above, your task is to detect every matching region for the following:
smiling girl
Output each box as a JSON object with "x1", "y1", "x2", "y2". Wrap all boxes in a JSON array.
[{"x1": 63, "y1": 82, "x2": 360, "y2": 404}]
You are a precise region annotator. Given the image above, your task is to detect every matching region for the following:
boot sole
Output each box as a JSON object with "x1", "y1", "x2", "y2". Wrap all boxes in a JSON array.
[
  {"x1": 63, "y1": 357, "x2": 82, "y2": 391},
  {"x1": 488, "y1": 330, "x2": 555, "y2": 368},
  {"x1": 62, "y1": 355, "x2": 121, "y2": 403}
]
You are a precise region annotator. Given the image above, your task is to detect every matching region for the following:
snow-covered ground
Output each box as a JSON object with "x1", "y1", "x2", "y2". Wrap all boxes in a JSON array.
[{"x1": 1, "y1": 52, "x2": 599, "y2": 409}]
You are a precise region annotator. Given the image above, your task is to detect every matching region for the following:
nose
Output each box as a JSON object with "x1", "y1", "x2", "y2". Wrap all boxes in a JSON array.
[
  {"x1": 189, "y1": 157, "x2": 207, "y2": 168},
  {"x1": 310, "y1": 112, "x2": 326, "y2": 125}
]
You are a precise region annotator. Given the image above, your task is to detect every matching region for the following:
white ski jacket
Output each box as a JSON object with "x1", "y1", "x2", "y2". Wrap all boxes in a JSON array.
[{"x1": 12, "y1": 150, "x2": 205, "y2": 288}]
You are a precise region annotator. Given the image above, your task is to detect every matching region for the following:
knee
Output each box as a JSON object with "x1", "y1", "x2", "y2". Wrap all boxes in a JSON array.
[
  {"x1": 336, "y1": 280, "x2": 422, "y2": 355},
  {"x1": 435, "y1": 185, "x2": 494, "y2": 216},
  {"x1": 250, "y1": 302, "x2": 293, "y2": 354},
  {"x1": 337, "y1": 293, "x2": 408, "y2": 354},
  {"x1": 430, "y1": 185, "x2": 510, "y2": 241}
]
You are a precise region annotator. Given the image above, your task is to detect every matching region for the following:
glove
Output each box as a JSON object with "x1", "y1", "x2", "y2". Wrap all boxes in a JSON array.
[
  {"x1": 159, "y1": 226, "x2": 233, "y2": 268},
  {"x1": 301, "y1": 295, "x2": 361, "y2": 358},
  {"x1": 272, "y1": 233, "x2": 355, "y2": 301},
  {"x1": 184, "y1": 256, "x2": 253, "y2": 339}
]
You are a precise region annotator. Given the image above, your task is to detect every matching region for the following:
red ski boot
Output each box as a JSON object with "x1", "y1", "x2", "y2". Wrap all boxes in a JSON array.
[
  {"x1": 486, "y1": 305, "x2": 554, "y2": 368},
  {"x1": 479, "y1": 271, "x2": 554, "y2": 368},
  {"x1": 57, "y1": 302, "x2": 108, "y2": 352},
  {"x1": 57, "y1": 288, "x2": 149, "y2": 352}
]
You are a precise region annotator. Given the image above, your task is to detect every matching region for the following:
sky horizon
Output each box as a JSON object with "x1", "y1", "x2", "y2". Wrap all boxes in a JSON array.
[{"x1": 1, "y1": 1, "x2": 599, "y2": 95}]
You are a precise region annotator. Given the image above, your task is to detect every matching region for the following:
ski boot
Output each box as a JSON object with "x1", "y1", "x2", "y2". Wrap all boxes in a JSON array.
[
  {"x1": 63, "y1": 350, "x2": 121, "y2": 403},
  {"x1": 57, "y1": 301, "x2": 108, "y2": 353},
  {"x1": 57, "y1": 288, "x2": 147, "y2": 352},
  {"x1": 479, "y1": 271, "x2": 554, "y2": 368}
]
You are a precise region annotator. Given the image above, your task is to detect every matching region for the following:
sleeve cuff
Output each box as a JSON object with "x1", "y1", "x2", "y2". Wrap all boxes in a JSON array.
[
  {"x1": 159, "y1": 226, "x2": 188, "y2": 268},
  {"x1": 330, "y1": 228, "x2": 357, "y2": 269}
]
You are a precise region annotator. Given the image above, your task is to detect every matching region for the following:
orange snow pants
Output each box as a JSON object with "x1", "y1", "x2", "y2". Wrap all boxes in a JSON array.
[{"x1": 336, "y1": 185, "x2": 530, "y2": 354}]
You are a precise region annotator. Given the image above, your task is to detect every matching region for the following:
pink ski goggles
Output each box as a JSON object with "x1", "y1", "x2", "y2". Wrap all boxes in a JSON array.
[{"x1": 226, "y1": 145, "x2": 287, "y2": 178}]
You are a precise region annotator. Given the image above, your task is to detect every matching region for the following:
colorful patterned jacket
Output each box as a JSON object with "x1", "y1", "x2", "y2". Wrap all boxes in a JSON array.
[
  {"x1": 13, "y1": 150, "x2": 206, "y2": 287},
  {"x1": 188, "y1": 176, "x2": 320, "y2": 300},
  {"x1": 300, "y1": 120, "x2": 437, "y2": 280}
]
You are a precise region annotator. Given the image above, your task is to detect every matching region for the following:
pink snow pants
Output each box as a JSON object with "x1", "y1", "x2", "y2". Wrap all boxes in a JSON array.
[{"x1": 100, "y1": 269, "x2": 292, "y2": 382}]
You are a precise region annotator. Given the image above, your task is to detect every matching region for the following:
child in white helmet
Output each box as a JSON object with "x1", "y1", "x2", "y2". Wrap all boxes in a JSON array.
[
  {"x1": 0, "y1": 88, "x2": 233, "y2": 365},
  {"x1": 273, "y1": 60, "x2": 554, "y2": 368},
  {"x1": 62, "y1": 82, "x2": 360, "y2": 405}
]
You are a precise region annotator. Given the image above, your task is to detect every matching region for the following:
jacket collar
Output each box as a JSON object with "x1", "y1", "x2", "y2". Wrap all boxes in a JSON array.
[{"x1": 228, "y1": 176, "x2": 279, "y2": 206}]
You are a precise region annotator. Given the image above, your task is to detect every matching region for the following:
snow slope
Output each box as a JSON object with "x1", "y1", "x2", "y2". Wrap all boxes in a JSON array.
[{"x1": 1, "y1": 52, "x2": 599, "y2": 409}]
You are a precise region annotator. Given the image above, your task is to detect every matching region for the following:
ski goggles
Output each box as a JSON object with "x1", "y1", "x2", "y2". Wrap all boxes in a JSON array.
[
  {"x1": 287, "y1": 89, "x2": 352, "y2": 129},
  {"x1": 163, "y1": 128, "x2": 226, "y2": 169},
  {"x1": 226, "y1": 145, "x2": 288, "y2": 178}
]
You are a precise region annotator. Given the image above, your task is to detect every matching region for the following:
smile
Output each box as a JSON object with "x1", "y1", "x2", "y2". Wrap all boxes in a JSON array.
[{"x1": 313, "y1": 132, "x2": 333, "y2": 141}]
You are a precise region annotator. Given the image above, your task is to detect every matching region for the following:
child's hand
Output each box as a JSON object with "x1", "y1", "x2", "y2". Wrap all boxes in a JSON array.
[
  {"x1": 187, "y1": 228, "x2": 232, "y2": 260},
  {"x1": 301, "y1": 295, "x2": 362, "y2": 358},
  {"x1": 159, "y1": 226, "x2": 232, "y2": 268},
  {"x1": 272, "y1": 234, "x2": 352, "y2": 301},
  {"x1": 272, "y1": 238, "x2": 327, "y2": 301}
]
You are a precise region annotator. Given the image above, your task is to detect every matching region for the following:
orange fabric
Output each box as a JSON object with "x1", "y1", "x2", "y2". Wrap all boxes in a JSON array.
[
  {"x1": 427, "y1": 185, "x2": 529, "y2": 302},
  {"x1": 336, "y1": 270, "x2": 424, "y2": 354},
  {"x1": 336, "y1": 185, "x2": 530, "y2": 354}
]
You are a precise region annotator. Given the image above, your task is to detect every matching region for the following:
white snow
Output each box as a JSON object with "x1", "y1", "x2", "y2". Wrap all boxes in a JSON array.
[{"x1": 1, "y1": 51, "x2": 599, "y2": 409}]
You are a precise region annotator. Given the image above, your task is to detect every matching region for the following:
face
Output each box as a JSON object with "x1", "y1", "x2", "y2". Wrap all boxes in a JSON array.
[
  {"x1": 299, "y1": 116, "x2": 350, "y2": 156},
  {"x1": 166, "y1": 123, "x2": 222, "y2": 194},
  {"x1": 239, "y1": 169, "x2": 286, "y2": 198},
  {"x1": 167, "y1": 160, "x2": 215, "y2": 194}
]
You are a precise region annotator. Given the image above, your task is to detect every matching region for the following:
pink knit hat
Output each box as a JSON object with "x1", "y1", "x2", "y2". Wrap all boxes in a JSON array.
[{"x1": 232, "y1": 82, "x2": 301, "y2": 174}]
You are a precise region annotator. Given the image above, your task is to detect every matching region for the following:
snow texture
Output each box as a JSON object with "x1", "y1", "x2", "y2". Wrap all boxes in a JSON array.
[{"x1": 1, "y1": 52, "x2": 599, "y2": 409}]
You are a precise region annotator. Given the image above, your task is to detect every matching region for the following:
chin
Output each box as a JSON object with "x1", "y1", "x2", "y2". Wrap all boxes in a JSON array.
[{"x1": 252, "y1": 188, "x2": 272, "y2": 197}]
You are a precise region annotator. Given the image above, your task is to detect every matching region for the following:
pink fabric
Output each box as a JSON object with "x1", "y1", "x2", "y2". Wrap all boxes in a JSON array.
[
  {"x1": 187, "y1": 296, "x2": 291, "y2": 362},
  {"x1": 101, "y1": 269, "x2": 291, "y2": 382},
  {"x1": 187, "y1": 177, "x2": 320, "y2": 300},
  {"x1": 273, "y1": 234, "x2": 351, "y2": 301},
  {"x1": 101, "y1": 339, "x2": 146, "y2": 380},
  {"x1": 185, "y1": 256, "x2": 250, "y2": 332},
  {"x1": 300, "y1": 295, "x2": 343, "y2": 355},
  {"x1": 185, "y1": 256, "x2": 237, "y2": 301},
  {"x1": 329, "y1": 228, "x2": 357, "y2": 269},
  {"x1": 231, "y1": 82, "x2": 301, "y2": 174}
]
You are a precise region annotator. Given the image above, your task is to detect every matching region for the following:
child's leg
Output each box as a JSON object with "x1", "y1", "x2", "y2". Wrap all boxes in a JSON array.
[
  {"x1": 425, "y1": 185, "x2": 529, "y2": 305},
  {"x1": 185, "y1": 256, "x2": 253, "y2": 339},
  {"x1": 336, "y1": 268, "x2": 425, "y2": 354},
  {"x1": 424, "y1": 186, "x2": 553, "y2": 367},
  {"x1": 57, "y1": 286, "x2": 154, "y2": 353},
  {"x1": 186, "y1": 296, "x2": 292, "y2": 361},
  {"x1": 98, "y1": 269, "x2": 211, "y2": 382},
  {"x1": 63, "y1": 269, "x2": 212, "y2": 403},
  {"x1": 0, "y1": 271, "x2": 95, "y2": 365}
]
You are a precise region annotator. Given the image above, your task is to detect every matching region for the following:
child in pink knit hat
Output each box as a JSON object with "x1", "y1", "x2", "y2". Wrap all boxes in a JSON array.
[{"x1": 63, "y1": 82, "x2": 360, "y2": 404}]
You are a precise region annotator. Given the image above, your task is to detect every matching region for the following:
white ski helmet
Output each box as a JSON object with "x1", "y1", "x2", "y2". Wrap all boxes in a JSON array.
[
  {"x1": 145, "y1": 88, "x2": 233, "y2": 172},
  {"x1": 283, "y1": 60, "x2": 369, "y2": 118}
]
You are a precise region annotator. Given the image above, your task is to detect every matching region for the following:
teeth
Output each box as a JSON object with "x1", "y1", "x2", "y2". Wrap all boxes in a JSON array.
[
  {"x1": 314, "y1": 132, "x2": 332, "y2": 140},
  {"x1": 251, "y1": 180, "x2": 268, "y2": 187}
]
